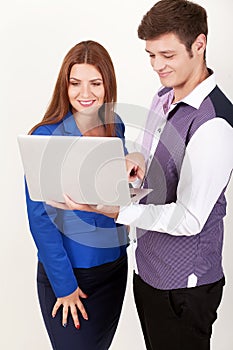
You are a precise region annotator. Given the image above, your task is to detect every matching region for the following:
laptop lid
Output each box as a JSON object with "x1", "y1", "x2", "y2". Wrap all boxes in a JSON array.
[{"x1": 18, "y1": 135, "x2": 151, "y2": 206}]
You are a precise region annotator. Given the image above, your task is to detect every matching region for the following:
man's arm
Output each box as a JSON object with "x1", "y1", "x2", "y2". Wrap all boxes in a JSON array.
[
  {"x1": 47, "y1": 118, "x2": 233, "y2": 235},
  {"x1": 117, "y1": 118, "x2": 233, "y2": 236}
]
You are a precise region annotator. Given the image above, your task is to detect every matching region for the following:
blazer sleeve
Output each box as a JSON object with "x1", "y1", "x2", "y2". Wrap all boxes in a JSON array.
[{"x1": 25, "y1": 125, "x2": 78, "y2": 297}]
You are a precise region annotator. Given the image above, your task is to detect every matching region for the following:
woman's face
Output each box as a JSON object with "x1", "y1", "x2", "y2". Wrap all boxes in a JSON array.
[{"x1": 68, "y1": 63, "x2": 105, "y2": 114}]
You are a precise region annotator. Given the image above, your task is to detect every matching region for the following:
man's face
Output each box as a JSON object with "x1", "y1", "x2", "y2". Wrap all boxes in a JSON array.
[{"x1": 145, "y1": 33, "x2": 204, "y2": 100}]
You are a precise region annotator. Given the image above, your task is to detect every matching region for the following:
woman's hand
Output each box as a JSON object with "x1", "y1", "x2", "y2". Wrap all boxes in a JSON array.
[
  {"x1": 46, "y1": 194, "x2": 120, "y2": 219},
  {"x1": 52, "y1": 287, "x2": 88, "y2": 329},
  {"x1": 46, "y1": 153, "x2": 146, "y2": 216},
  {"x1": 125, "y1": 152, "x2": 145, "y2": 182}
]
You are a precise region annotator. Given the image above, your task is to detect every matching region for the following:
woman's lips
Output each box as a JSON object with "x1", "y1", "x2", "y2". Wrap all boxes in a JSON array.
[{"x1": 78, "y1": 100, "x2": 95, "y2": 107}]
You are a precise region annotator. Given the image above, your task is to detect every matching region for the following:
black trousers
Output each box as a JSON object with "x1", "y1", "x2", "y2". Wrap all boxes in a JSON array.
[
  {"x1": 37, "y1": 255, "x2": 127, "y2": 350},
  {"x1": 133, "y1": 273, "x2": 225, "y2": 350}
]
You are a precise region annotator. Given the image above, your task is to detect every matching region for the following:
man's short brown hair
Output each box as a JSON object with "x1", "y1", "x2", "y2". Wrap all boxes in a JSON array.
[{"x1": 138, "y1": 0, "x2": 208, "y2": 54}]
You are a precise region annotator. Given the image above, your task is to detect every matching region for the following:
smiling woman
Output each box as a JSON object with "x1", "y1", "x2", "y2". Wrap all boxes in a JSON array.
[
  {"x1": 68, "y1": 64, "x2": 105, "y2": 112},
  {"x1": 29, "y1": 40, "x2": 118, "y2": 137},
  {"x1": 68, "y1": 63, "x2": 106, "y2": 136},
  {"x1": 24, "y1": 40, "x2": 129, "y2": 350}
]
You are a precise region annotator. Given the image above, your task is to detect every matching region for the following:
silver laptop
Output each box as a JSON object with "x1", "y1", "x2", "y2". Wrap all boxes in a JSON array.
[{"x1": 17, "y1": 135, "x2": 152, "y2": 206}]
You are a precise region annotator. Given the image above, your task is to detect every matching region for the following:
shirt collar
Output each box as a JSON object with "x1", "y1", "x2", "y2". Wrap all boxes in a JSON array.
[
  {"x1": 176, "y1": 69, "x2": 216, "y2": 109},
  {"x1": 62, "y1": 111, "x2": 82, "y2": 136}
]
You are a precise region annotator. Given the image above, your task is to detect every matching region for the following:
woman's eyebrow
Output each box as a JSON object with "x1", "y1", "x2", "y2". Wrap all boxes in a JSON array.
[{"x1": 69, "y1": 77, "x2": 103, "y2": 82}]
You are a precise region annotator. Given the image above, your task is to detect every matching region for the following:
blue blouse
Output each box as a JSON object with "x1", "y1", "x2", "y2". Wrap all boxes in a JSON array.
[{"x1": 25, "y1": 111, "x2": 128, "y2": 297}]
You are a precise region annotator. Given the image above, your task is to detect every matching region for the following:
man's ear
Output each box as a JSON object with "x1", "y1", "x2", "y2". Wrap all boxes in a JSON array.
[{"x1": 193, "y1": 33, "x2": 207, "y2": 56}]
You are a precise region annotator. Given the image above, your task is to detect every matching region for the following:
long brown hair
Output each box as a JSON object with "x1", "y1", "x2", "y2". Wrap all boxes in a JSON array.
[{"x1": 29, "y1": 40, "x2": 117, "y2": 136}]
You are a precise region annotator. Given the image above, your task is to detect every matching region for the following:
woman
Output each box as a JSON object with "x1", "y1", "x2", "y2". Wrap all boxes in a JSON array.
[{"x1": 25, "y1": 40, "x2": 129, "y2": 350}]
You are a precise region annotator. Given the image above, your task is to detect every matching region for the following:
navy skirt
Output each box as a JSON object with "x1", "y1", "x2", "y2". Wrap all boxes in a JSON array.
[{"x1": 37, "y1": 255, "x2": 128, "y2": 350}]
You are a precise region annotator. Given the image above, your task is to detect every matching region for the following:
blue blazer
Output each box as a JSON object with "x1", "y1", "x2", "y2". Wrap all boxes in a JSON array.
[{"x1": 25, "y1": 111, "x2": 128, "y2": 297}]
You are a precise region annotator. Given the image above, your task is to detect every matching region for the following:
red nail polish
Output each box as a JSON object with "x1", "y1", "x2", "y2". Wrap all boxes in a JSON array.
[{"x1": 76, "y1": 324, "x2": 80, "y2": 330}]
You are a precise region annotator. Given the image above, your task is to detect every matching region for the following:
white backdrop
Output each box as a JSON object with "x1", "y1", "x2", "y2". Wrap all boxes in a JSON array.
[{"x1": 0, "y1": 0, "x2": 232, "y2": 349}]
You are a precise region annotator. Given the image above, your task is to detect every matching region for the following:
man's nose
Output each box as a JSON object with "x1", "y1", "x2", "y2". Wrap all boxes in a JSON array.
[{"x1": 152, "y1": 57, "x2": 166, "y2": 72}]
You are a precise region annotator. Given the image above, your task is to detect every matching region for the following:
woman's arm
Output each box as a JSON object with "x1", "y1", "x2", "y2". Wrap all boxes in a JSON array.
[{"x1": 25, "y1": 125, "x2": 88, "y2": 327}]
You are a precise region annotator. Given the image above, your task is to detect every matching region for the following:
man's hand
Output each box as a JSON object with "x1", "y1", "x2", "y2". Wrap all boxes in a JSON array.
[{"x1": 125, "y1": 152, "x2": 145, "y2": 182}]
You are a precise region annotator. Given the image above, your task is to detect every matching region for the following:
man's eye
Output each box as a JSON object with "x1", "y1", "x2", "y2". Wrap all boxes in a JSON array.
[{"x1": 164, "y1": 55, "x2": 174, "y2": 59}]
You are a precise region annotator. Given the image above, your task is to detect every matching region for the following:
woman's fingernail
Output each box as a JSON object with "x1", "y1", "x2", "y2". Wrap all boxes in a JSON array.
[
  {"x1": 76, "y1": 324, "x2": 80, "y2": 330},
  {"x1": 52, "y1": 314, "x2": 55, "y2": 318},
  {"x1": 63, "y1": 323, "x2": 67, "y2": 328}
]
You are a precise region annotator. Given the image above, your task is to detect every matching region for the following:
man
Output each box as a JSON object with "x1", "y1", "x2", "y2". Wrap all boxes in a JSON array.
[
  {"x1": 116, "y1": 1, "x2": 233, "y2": 349},
  {"x1": 49, "y1": 1, "x2": 233, "y2": 349}
]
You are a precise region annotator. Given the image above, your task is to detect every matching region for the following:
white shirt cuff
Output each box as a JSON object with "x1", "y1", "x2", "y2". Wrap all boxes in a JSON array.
[{"x1": 116, "y1": 204, "x2": 145, "y2": 225}]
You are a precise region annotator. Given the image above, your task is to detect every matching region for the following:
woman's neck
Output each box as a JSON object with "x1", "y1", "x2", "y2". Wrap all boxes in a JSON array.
[{"x1": 73, "y1": 111, "x2": 105, "y2": 136}]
